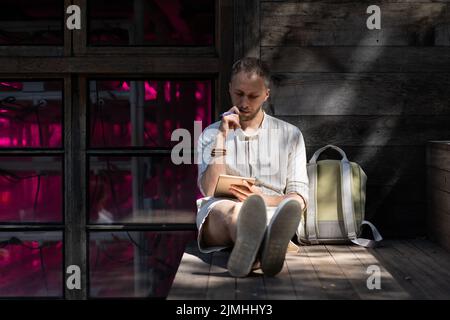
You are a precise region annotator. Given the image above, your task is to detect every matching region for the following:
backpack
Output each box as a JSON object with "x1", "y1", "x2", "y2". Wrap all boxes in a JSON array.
[{"x1": 297, "y1": 145, "x2": 382, "y2": 247}]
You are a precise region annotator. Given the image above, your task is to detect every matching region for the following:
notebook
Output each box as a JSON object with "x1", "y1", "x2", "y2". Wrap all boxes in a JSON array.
[{"x1": 213, "y1": 174, "x2": 256, "y2": 198}]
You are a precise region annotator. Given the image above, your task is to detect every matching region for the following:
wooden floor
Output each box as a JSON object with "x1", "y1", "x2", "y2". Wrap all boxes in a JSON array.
[{"x1": 168, "y1": 239, "x2": 450, "y2": 300}]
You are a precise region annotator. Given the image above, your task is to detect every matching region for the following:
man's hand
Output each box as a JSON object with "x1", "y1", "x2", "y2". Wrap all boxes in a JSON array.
[
  {"x1": 229, "y1": 180, "x2": 264, "y2": 202},
  {"x1": 219, "y1": 106, "x2": 241, "y2": 136},
  {"x1": 229, "y1": 180, "x2": 306, "y2": 210}
]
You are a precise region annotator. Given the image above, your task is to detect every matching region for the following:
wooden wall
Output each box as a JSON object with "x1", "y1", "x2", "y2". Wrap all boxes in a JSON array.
[
  {"x1": 235, "y1": 0, "x2": 450, "y2": 237},
  {"x1": 427, "y1": 142, "x2": 450, "y2": 249}
]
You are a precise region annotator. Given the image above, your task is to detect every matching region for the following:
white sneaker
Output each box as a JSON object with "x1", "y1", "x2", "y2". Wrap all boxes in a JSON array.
[
  {"x1": 227, "y1": 195, "x2": 267, "y2": 277},
  {"x1": 261, "y1": 198, "x2": 301, "y2": 276}
]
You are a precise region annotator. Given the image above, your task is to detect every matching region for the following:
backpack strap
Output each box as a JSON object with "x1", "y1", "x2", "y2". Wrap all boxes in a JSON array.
[
  {"x1": 341, "y1": 160, "x2": 357, "y2": 241},
  {"x1": 306, "y1": 163, "x2": 319, "y2": 244},
  {"x1": 311, "y1": 145, "x2": 358, "y2": 242},
  {"x1": 351, "y1": 220, "x2": 383, "y2": 248}
]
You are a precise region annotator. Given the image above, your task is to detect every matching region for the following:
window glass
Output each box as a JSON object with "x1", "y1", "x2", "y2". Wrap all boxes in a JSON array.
[
  {"x1": 0, "y1": 0, "x2": 63, "y2": 45},
  {"x1": 0, "y1": 231, "x2": 63, "y2": 297},
  {"x1": 0, "y1": 81, "x2": 63, "y2": 148},
  {"x1": 89, "y1": 156, "x2": 200, "y2": 224},
  {"x1": 89, "y1": 79, "x2": 212, "y2": 148},
  {"x1": 89, "y1": 231, "x2": 195, "y2": 298},
  {"x1": 88, "y1": 0, "x2": 214, "y2": 46},
  {"x1": 0, "y1": 156, "x2": 63, "y2": 223}
]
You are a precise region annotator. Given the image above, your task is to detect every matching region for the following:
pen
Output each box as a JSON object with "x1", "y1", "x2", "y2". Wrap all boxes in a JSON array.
[{"x1": 220, "y1": 108, "x2": 240, "y2": 118}]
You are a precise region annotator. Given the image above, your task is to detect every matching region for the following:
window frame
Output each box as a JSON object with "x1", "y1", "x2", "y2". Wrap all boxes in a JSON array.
[
  {"x1": 0, "y1": 0, "x2": 72, "y2": 57},
  {"x1": 0, "y1": 0, "x2": 234, "y2": 299}
]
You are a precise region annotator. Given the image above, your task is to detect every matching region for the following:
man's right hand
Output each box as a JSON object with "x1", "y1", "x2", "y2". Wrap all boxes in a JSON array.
[{"x1": 219, "y1": 106, "x2": 241, "y2": 136}]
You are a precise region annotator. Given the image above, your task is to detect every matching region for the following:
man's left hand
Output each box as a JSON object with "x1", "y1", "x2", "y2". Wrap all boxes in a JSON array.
[{"x1": 229, "y1": 180, "x2": 264, "y2": 202}]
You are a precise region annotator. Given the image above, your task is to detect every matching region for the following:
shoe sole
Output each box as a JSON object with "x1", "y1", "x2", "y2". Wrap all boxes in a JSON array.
[
  {"x1": 261, "y1": 199, "x2": 301, "y2": 277},
  {"x1": 227, "y1": 195, "x2": 267, "y2": 277}
]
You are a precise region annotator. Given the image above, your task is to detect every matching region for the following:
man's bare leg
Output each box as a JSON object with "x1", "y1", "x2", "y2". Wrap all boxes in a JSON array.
[{"x1": 200, "y1": 201, "x2": 242, "y2": 248}]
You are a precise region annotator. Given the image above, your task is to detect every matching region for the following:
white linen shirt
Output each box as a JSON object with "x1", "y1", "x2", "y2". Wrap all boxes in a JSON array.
[{"x1": 196, "y1": 112, "x2": 309, "y2": 205}]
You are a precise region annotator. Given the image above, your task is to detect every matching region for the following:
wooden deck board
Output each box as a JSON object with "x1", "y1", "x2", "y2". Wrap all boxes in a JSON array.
[
  {"x1": 236, "y1": 270, "x2": 267, "y2": 300},
  {"x1": 326, "y1": 245, "x2": 405, "y2": 300},
  {"x1": 167, "y1": 240, "x2": 450, "y2": 300},
  {"x1": 167, "y1": 243, "x2": 212, "y2": 300},
  {"x1": 347, "y1": 245, "x2": 412, "y2": 300},
  {"x1": 390, "y1": 240, "x2": 450, "y2": 299},
  {"x1": 369, "y1": 240, "x2": 449, "y2": 299},
  {"x1": 263, "y1": 260, "x2": 296, "y2": 300},
  {"x1": 285, "y1": 247, "x2": 327, "y2": 300},
  {"x1": 302, "y1": 245, "x2": 360, "y2": 300},
  {"x1": 206, "y1": 251, "x2": 236, "y2": 300}
]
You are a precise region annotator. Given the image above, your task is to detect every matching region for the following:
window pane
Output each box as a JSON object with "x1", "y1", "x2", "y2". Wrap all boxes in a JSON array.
[
  {"x1": 88, "y1": 0, "x2": 214, "y2": 46},
  {"x1": 0, "y1": 156, "x2": 63, "y2": 223},
  {"x1": 89, "y1": 79, "x2": 212, "y2": 148},
  {"x1": 89, "y1": 156, "x2": 199, "y2": 224},
  {"x1": 0, "y1": 0, "x2": 63, "y2": 45},
  {"x1": 0, "y1": 231, "x2": 63, "y2": 297},
  {"x1": 0, "y1": 81, "x2": 63, "y2": 148},
  {"x1": 89, "y1": 231, "x2": 194, "y2": 298}
]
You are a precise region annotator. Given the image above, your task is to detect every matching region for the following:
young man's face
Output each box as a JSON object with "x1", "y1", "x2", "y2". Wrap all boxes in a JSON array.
[{"x1": 229, "y1": 71, "x2": 270, "y2": 122}]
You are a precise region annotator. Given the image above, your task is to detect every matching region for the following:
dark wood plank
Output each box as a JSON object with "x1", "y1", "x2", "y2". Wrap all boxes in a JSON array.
[
  {"x1": 0, "y1": 47, "x2": 63, "y2": 57},
  {"x1": 390, "y1": 240, "x2": 450, "y2": 299},
  {"x1": 427, "y1": 142, "x2": 450, "y2": 171},
  {"x1": 64, "y1": 75, "x2": 87, "y2": 299},
  {"x1": 306, "y1": 146, "x2": 425, "y2": 186},
  {"x1": 270, "y1": 73, "x2": 450, "y2": 116},
  {"x1": 370, "y1": 240, "x2": 450, "y2": 299},
  {"x1": 305, "y1": 146, "x2": 425, "y2": 186},
  {"x1": 72, "y1": 0, "x2": 86, "y2": 55},
  {"x1": 263, "y1": 255, "x2": 296, "y2": 300},
  {"x1": 167, "y1": 243, "x2": 212, "y2": 300},
  {"x1": 0, "y1": 57, "x2": 220, "y2": 74},
  {"x1": 234, "y1": 0, "x2": 260, "y2": 59},
  {"x1": 429, "y1": 188, "x2": 450, "y2": 215},
  {"x1": 302, "y1": 245, "x2": 360, "y2": 299},
  {"x1": 206, "y1": 251, "x2": 236, "y2": 300},
  {"x1": 263, "y1": 47, "x2": 450, "y2": 73},
  {"x1": 218, "y1": 0, "x2": 235, "y2": 117},
  {"x1": 427, "y1": 199, "x2": 450, "y2": 251},
  {"x1": 234, "y1": 247, "x2": 268, "y2": 299},
  {"x1": 396, "y1": 240, "x2": 450, "y2": 283},
  {"x1": 261, "y1": 3, "x2": 449, "y2": 46},
  {"x1": 346, "y1": 245, "x2": 411, "y2": 299},
  {"x1": 409, "y1": 239, "x2": 450, "y2": 266},
  {"x1": 428, "y1": 167, "x2": 450, "y2": 193},
  {"x1": 365, "y1": 244, "x2": 429, "y2": 299},
  {"x1": 235, "y1": 271, "x2": 267, "y2": 300},
  {"x1": 286, "y1": 246, "x2": 327, "y2": 299},
  {"x1": 64, "y1": 0, "x2": 73, "y2": 57},
  {"x1": 326, "y1": 245, "x2": 410, "y2": 299},
  {"x1": 280, "y1": 115, "x2": 450, "y2": 146}
]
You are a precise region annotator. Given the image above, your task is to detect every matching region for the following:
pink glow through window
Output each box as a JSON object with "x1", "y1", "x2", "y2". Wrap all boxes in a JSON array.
[
  {"x1": 0, "y1": 232, "x2": 63, "y2": 297},
  {"x1": 88, "y1": 0, "x2": 214, "y2": 46},
  {"x1": 0, "y1": 156, "x2": 63, "y2": 223},
  {"x1": 0, "y1": 81, "x2": 63, "y2": 148},
  {"x1": 89, "y1": 231, "x2": 195, "y2": 298},
  {"x1": 89, "y1": 80, "x2": 212, "y2": 148},
  {"x1": 89, "y1": 156, "x2": 201, "y2": 224}
]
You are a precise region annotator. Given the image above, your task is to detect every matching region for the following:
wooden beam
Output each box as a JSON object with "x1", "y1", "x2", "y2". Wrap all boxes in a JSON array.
[
  {"x1": 261, "y1": 2, "x2": 449, "y2": 46},
  {"x1": 0, "y1": 57, "x2": 219, "y2": 74},
  {"x1": 279, "y1": 115, "x2": 450, "y2": 146},
  {"x1": 270, "y1": 73, "x2": 450, "y2": 116},
  {"x1": 263, "y1": 47, "x2": 450, "y2": 73},
  {"x1": 64, "y1": 75, "x2": 87, "y2": 299},
  {"x1": 234, "y1": 0, "x2": 260, "y2": 59}
]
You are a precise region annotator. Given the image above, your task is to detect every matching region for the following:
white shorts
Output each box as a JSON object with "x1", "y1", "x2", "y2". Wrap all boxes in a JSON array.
[{"x1": 196, "y1": 197, "x2": 277, "y2": 253}]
